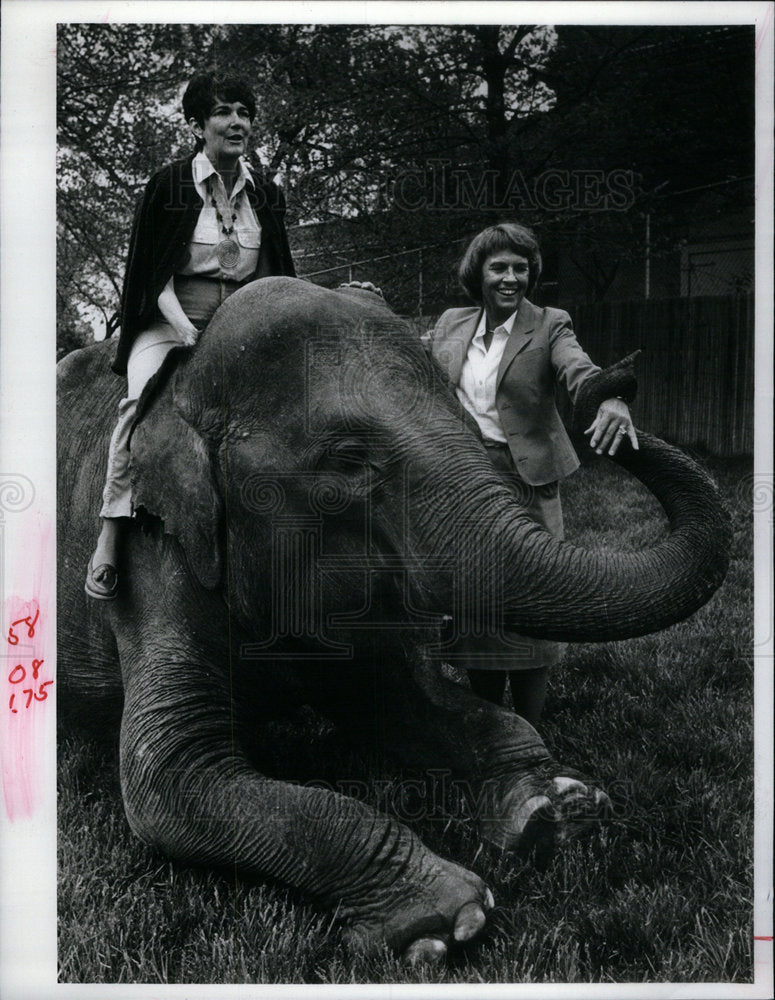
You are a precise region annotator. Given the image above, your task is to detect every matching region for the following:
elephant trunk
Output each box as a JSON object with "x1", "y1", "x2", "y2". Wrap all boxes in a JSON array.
[
  {"x1": 419, "y1": 430, "x2": 731, "y2": 644},
  {"x1": 501, "y1": 431, "x2": 730, "y2": 641}
]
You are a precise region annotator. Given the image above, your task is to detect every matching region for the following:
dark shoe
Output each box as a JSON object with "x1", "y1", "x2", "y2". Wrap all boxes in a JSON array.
[{"x1": 85, "y1": 555, "x2": 118, "y2": 601}]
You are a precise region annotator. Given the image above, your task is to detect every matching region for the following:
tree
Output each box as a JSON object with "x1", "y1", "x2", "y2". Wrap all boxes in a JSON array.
[
  {"x1": 57, "y1": 23, "x2": 754, "y2": 350},
  {"x1": 57, "y1": 23, "x2": 210, "y2": 347}
]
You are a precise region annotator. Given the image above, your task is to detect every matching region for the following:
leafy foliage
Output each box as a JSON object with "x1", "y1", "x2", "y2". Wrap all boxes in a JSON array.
[
  {"x1": 56, "y1": 23, "x2": 753, "y2": 347},
  {"x1": 57, "y1": 24, "x2": 208, "y2": 343}
]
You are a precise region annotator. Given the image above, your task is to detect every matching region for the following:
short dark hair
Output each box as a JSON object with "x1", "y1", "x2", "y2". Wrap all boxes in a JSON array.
[
  {"x1": 182, "y1": 70, "x2": 257, "y2": 148},
  {"x1": 458, "y1": 222, "x2": 542, "y2": 301}
]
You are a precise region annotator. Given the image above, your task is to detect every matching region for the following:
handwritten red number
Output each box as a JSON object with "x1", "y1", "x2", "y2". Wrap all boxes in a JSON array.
[
  {"x1": 8, "y1": 681, "x2": 52, "y2": 713},
  {"x1": 7, "y1": 609, "x2": 39, "y2": 646},
  {"x1": 6, "y1": 608, "x2": 47, "y2": 715},
  {"x1": 35, "y1": 681, "x2": 53, "y2": 702}
]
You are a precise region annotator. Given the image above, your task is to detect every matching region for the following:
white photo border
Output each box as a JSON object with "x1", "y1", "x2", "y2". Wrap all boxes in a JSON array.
[{"x1": 1, "y1": 2, "x2": 771, "y2": 997}]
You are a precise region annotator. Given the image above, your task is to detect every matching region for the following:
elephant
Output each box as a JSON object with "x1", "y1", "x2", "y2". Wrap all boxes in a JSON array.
[{"x1": 57, "y1": 276, "x2": 730, "y2": 963}]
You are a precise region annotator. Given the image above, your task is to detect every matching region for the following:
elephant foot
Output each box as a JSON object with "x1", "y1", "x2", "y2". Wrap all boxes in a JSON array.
[
  {"x1": 341, "y1": 854, "x2": 495, "y2": 964},
  {"x1": 480, "y1": 766, "x2": 612, "y2": 856}
]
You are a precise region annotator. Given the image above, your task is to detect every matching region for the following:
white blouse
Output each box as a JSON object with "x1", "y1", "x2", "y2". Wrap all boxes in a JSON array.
[{"x1": 179, "y1": 151, "x2": 261, "y2": 282}]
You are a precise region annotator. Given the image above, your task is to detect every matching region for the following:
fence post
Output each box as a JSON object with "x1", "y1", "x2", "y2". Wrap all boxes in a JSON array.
[
  {"x1": 418, "y1": 248, "x2": 423, "y2": 319},
  {"x1": 645, "y1": 213, "x2": 651, "y2": 299}
]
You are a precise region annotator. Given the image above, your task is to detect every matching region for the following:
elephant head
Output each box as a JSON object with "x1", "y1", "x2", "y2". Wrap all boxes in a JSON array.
[{"x1": 128, "y1": 277, "x2": 730, "y2": 651}]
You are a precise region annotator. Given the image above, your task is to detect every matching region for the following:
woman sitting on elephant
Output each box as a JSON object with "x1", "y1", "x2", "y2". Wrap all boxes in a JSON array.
[
  {"x1": 86, "y1": 68, "x2": 296, "y2": 599},
  {"x1": 424, "y1": 222, "x2": 638, "y2": 726}
]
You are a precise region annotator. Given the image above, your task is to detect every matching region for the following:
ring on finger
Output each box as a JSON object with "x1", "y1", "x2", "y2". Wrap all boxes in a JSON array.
[{"x1": 616, "y1": 426, "x2": 627, "y2": 434}]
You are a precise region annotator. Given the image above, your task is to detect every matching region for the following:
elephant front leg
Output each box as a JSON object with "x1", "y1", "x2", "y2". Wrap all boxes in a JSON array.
[
  {"x1": 309, "y1": 653, "x2": 611, "y2": 855},
  {"x1": 116, "y1": 647, "x2": 495, "y2": 962}
]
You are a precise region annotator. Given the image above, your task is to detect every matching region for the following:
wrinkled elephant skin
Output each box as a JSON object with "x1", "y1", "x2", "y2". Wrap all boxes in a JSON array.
[{"x1": 57, "y1": 278, "x2": 730, "y2": 961}]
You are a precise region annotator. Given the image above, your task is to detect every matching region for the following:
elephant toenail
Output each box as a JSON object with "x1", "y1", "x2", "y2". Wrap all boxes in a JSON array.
[
  {"x1": 453, "y1": 901, "x2": 486, "y2": 941},
  {"x1": 552, "y1": 776, "x2": 588, "y2": 796},
  {"x1": 593, "y1": 789, "x2": 613, "y2": 817},
  {"x1": 520, "y1": 793, "x2": 554, "y2": 826},
  {"x1": 404, "y1": 937, "x2": 448, "y2": 964}
]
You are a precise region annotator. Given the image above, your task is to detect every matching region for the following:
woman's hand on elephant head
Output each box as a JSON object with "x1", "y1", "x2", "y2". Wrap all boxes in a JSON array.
[
  {"x1": 338, "y1": 280, "x2": 384, "y2": 298},
  {"x1": 178, "y1": 323, "x2": 200, "y2": 348},
  {"x1": 584, "y1": 398, "x2": 639, "y2": 456}
]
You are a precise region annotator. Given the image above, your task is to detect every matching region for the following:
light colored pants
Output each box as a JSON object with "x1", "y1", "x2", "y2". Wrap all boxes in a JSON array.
[
  {"x1": 100, "y1": 277, "x2": 238, "y2": 519},
  {"x1": 449, "y1": 442, "x2": 566, "y2": 672}
]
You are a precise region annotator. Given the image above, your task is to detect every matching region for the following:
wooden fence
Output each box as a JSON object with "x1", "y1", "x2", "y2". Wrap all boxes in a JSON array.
[{"x1": 563, "y1": 295, "x2": 754, "y2": 456}]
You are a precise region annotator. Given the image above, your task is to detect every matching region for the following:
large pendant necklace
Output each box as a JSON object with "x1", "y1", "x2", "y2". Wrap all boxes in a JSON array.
[
  {"x1": 208, "y1": 177, "x2": 241, "y2": 270},
  {"x1": 217, "y1": 237, "x2": 241, "y2": 270}
]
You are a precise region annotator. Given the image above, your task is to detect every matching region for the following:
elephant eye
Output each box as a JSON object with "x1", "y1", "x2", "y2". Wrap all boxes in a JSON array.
[{"x1": 322, "y1": 439, "x2": 370, "y2": 473}]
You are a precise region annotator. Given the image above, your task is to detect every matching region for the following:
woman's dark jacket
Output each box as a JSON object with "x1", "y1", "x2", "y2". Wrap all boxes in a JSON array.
[{"x1": 112, "y1": 153, "x2": 296, "y2": 375}]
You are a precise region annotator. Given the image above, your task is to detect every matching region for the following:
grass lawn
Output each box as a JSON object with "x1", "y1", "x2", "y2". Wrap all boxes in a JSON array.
[{"x1": 58, "y1": 454, "x2": 755, "y2": 984}]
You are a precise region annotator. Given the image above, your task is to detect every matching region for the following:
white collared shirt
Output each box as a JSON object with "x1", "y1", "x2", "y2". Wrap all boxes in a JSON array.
[
  {"x1": 180, "y1": 151, "x2": 261, "y2": 281},
  {"x1": 456, "y1": 309, "x2": 520, "y2": 443}
]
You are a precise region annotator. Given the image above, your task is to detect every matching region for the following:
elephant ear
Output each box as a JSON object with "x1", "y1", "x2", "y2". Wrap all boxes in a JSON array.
[{"x1": 129, "y1": 349, "x2": 223, "y2": 589}]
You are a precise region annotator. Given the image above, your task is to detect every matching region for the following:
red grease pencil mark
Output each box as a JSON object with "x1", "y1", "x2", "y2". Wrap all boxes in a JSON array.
[
  {"x1": 754, "y1": 936, "x2": 773, "y2": 941},
  {"x1": 7, "y1": 608, "x2": 38, "y2": 645},
  {"x1": 2, "y1": 523, "x2": 53, "y2": 821},
  {"x1": 6, "y1": 609, "x2": 48, "y2": 711}
]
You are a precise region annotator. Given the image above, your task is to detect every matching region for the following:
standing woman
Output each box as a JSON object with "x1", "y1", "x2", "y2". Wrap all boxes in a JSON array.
[
  {"x1": 425, "y1": 223, "x2": 638, "y2": 726},
  {"x1": 86, "y1": 69, "x2": 295, "y2": 599}
]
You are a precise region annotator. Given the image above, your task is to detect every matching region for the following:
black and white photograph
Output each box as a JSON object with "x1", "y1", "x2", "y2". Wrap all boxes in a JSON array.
[{"x1": 0, "y1": 1, "x2": 772, "y2": 995}]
